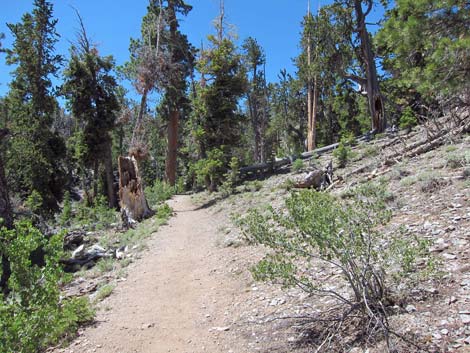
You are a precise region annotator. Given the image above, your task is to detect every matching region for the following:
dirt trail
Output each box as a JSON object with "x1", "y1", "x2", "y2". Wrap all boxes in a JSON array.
[{"x1": 60, "y1": 195, "x2": 250, "y2": 353}]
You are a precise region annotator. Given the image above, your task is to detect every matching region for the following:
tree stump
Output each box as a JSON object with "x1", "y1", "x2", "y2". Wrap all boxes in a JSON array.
[
  {"x1": 118, "y1": 156, "x2": 154, "y2": 225},
  {"x1": 294, "y1": 161, "x2": 333, "y2": 190}
]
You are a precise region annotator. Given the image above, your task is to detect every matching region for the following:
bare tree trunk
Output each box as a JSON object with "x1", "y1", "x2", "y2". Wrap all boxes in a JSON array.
[
  {"x1": 104, "y1": 142, "x2": 117, "y2": 208},
  {"x1": 164, "y1": 0, "x2": 181, "y2": 187},
  {"x1": 354, "y1": 0, "x2": 386, "y2": 133},
  {"x1": 131, "y1": 89, "x2": 148, "y2": 148},
  {"x1": 0, "y1": 129, "x2": 13, "y2": 296},
  {"x1": 165, "y1": 109, "x2": 179, "y2": 186},
  {"x1": 306, "y1": 3, "x2": 317, "y2": 152},
  {"x1": 118, "y1": 156, "x2": 154, "y2": 224}
]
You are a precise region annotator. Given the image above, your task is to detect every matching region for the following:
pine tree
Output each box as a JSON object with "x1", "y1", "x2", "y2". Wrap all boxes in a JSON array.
[
  {"x1": 62, "y1": 13, "x2": 120, "y2": 208},
  {"x1": 377, "y1": 0, "x2": 470, "y2": 110},
  {"x1": 242, "y1": 37, "x2": 269, "y2": 163},
  {"x1": 326, "y1": 0, "x2": 387, "y2": 133},
  {"x1": 5, "y1": 0, "x2": 65, "y2": 214},
  {"x1": 196, "y1": 6, "x2": 247, "y2": 159}
]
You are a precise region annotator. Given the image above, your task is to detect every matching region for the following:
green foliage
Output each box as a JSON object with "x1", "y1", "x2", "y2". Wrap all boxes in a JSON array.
[
  {"x1": 5, "y1": 0, "x2": 66, "y2": 214},
  {"x1": 93, "y1": 283, "x2": 116, "y2": 303},
  {"x1": 193, "y1": 148, "x2": 225, "y2": 191},
  {"x1": 59, "y1": 191, "x2": 72, "y2": 226},
  {"x1": 0, "y1": 221, "x2": 94, "y2": 353},
  {"x1": 377, "y1": 0, "x2": 470, "y2": 108},
  {"x1": 74, "y1": 195, "x2": 117, "y2": 230},
  {"x1": 219, "y1": 157, "x2": 240, "y2": 197},
  {"x1": 239, "y1": 183, "x2": 434, "y2": 341},
  {"x1": 399, "y1": 107, "x2": 417, "y2": 132},
  {"x1": 243, "y1": 180, "x2": 263, "y2": 193},
  {"x1": 145, "y1": 180, "x2": 175, "y2": 207},
  {"x1": 24, "y1": 190, "x2": 43, "y2": 214},
  {"x1": 291, "y1": 158, "x2": 304, "y2": 173},
  {"x1": 333, "y1": 141, "x2": 351, "y2": 168},
  {"x1": 155, "y1": 203, "x2": 172, "y2": 220}
]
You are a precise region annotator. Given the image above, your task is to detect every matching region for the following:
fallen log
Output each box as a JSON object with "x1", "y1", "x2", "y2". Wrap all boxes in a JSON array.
[{"x1": 118, "y1": 156, "x2": 154, "y2": 225}]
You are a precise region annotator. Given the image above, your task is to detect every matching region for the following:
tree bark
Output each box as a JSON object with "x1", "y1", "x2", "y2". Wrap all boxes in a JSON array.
[
  {"x1": 0, "y1": 129, "x2": 13, "y2": 296},
  {"x1": 118, "y1": 156, "x2": 154, "y2": 224},
  {"x1": 164, "y1": 0, "x2": 181, "y2": 187},
  {"x1": 165, "y1": 109, "x2": 179, "y2": 186},
  {"x1": 104, "y1": 141, "x2": 117, "y2": 208},
  {"x1": 354, "y1": 0, "x2": 386, "y2": 133}
]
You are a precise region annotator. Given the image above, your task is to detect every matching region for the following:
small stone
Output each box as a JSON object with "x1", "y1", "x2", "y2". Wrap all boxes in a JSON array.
[
  {"x1": 442, "y1": 253, "x2": 457, "y2": 260},
  {"x1": 287, "y1": 336, "x2": 296, "y2": 342},
  {"x1": 406, "y1": 304, "x2": 417, "y2": 313},
  {"x1": 440, "y1": 329, "x2": 449, "y2": 335},
  {"x1": 449, "y1": 296, "x2": 458, "y2": 304},
  {"x1": 211, "y1": 326, "x2": 230, "y2": 332},
  {"x1": 464, "y1": 336, "x2": 470, "y2": 344},
  {"x1": 433, "y1": 333, "x2": 442, "y2": 340},
  {"x1": 460, "y1": 314, "x2": 470, "y2": 324}
]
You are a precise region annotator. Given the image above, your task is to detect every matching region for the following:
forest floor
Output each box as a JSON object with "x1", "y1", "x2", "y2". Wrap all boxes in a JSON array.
[{"x1": 53, "y1": 126, "x2": 469, "y2": 353}]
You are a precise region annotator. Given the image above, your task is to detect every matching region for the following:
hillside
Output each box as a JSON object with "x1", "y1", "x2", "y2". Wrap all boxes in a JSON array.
[{"x1": 53, "y1": 122, "x2": 470, "y2": 353}]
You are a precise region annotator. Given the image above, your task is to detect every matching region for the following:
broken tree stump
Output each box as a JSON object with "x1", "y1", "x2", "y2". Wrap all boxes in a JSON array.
[
  {"x1": 118, "y1": 156, "x2": 154, "y2": 225},
  {"x1": 294, "y1": 161, "x2": 333, "y2": 190}
]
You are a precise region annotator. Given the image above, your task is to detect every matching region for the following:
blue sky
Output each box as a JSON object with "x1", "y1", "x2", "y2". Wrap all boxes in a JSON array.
[{"x1": 0, "y1": 1, "x2": 385, "y2": 101}]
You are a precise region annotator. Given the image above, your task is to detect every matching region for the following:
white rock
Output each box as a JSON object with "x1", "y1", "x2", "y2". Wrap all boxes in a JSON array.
[
  {"x1": 460, "y1": 314, "x2": 470, "y2": 324},
  {"x1": 72, "y1": 244, "x2": 85, "y2": 259},
  {"x1": 406, "y1": 304, "x2": 417, "y2": 313}
]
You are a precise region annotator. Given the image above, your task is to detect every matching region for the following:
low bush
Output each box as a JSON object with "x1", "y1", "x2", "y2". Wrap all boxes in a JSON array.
[
  {"x1": 333, "y1": 141, "x2": 351, "y2": 168},
  {"x1": 291, "y1": 158, "x2": 304, "y2": 173},
  {"x1": 145, "y1": 179, "x2": 175, "y2": 207},
  {"x1": 0, "y1": 221, "x2": 94, "y2": 353},
  {"x1": 74, "y1": 195, "x2": 117, "y2": 230},
  {"x1": 239, "y1": 183, "x2": 434, "y2": 350}
]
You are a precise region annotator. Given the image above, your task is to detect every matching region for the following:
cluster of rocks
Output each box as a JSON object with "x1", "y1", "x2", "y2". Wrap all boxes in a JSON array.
[{"x1": 61, "y1": 230, "x2": 130, "y2": 272}]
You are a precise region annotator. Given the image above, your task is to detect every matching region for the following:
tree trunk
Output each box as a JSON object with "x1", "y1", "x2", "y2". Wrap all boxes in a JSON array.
[
  {"x1": 165, "y1": 109, "x2": 179, "y2": 186},
  {"x1": 0, "y1": 129, "x2": 13, "y2": 296},
  {"x1": 118, "y1": 156, "x2": 154, "y2": 224},
  {"x1": 104, "y1": 141, "x2": 117, "y2": 208},
  {"x1": 354, "y1": 0, "x2": 386, "y2": 133},
  {"x1": 164, "y1": 0, "x2": 181, "y2": 186}
]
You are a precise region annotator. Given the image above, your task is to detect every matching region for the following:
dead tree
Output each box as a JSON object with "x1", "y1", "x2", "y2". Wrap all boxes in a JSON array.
[
  {"x1": 294, "y1": 161, "x2": 333, "y2": 190},
  {"x1": 118, "y1": 155, "x2": 154, "y2": 226}
]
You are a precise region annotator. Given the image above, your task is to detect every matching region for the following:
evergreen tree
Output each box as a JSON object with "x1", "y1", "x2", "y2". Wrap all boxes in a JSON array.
[
  {"x1": 4, "y1": 0, "x2": 65, "y2": 214},
  {"x1": 62, "y1": 13, "x2": 120, "y2": 208},
  {"x1": 377, "y1": 0, "x2": 470, "y2": 111},
  {"x1": 122, "y1": 0, "x2": 194, "y2": 186},
  {"x1": 197, "y1": 14, "x2": 247, "y2": 157},
  {"x1": 326, "y1": 0, "x2": 387, "y2": 132},
  {"x1": 242, "y1": 37, "x2": 269, "y2": 163}
]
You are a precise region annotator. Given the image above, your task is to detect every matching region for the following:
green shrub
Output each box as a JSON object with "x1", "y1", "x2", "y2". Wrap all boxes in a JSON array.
[
  {"x1": 220, "y1": 157, "x2": 240, "y2": 197},
  {"x1": 243, "y1": 180, "x2": 263, "y2": 192},
  {"x1": 155, "y1": 203, "x2": 173, "y2": 221},
  {"x1": 59, "y1": 191, "x2": 72, "y2": 226},
  {"x1": 333, "y1": 141, "x2": 351, "y2": 168},
  {"x1": 193, "y1": 148, "x2": 225, "y2": 192},
  {"x1": 0, "y1": 221, "x2": 94, "y2": 353},
  {"x1": 399, "y1": 107, "x2": 417, "y2": 132},
  {"x1": 25, "y1": 190, "x2": 43, "y2": 214},
  {"x1": 145, "y1": 179, "x2": 175, "y2": 207},
  {"x1": 291, "y1": 158, "x2": 304, "y2": 173},
  {"x1": 75, "y1": 195, "x2": 117, "y2": 230},
  {"x1": 239, "y1": 184, "x2": 434, "y2": 348},
  {"x1": 93, "y1": 283, "x2": 116, "y2": 303}
]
